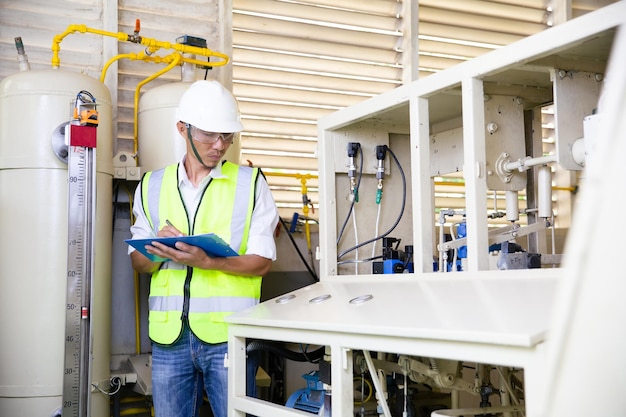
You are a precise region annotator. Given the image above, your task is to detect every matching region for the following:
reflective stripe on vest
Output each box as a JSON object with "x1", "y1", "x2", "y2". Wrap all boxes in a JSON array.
[
  {"x1": 142, "y1": 168, "x2": 165, "y2": 234},
  {"x1": 140, "y1": 161, "x2": 261, "y2": 344},
  {"x1": 150, "y1": 295, "x2": 258, "y2": 313}
]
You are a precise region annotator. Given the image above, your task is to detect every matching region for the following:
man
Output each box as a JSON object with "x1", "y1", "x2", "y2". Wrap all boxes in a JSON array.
[{"x1": 129, "y1": 80, "x2": 279, "y2": 417}]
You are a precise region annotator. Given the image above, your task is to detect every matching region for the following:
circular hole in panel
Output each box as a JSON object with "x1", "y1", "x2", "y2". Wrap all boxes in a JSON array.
[
  {"x1": 275, "y1": 294, "x2": 296, "y2": 304},
  {"x1": 309, "y1": 294, "x2": 331, "y2": 304},
  {"x1": 349, "y1": 294, "x2": 373, "y2": 304}
]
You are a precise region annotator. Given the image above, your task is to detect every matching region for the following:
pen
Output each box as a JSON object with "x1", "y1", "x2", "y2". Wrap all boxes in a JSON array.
[{"x1": 165, "y1": 219, "x2": 183, "y2": 237}]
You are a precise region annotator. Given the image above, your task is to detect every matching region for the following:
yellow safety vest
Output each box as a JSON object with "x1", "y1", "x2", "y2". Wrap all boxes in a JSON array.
[{"x1": 140, "y1": 161, "x2": 261, "y2": 344}]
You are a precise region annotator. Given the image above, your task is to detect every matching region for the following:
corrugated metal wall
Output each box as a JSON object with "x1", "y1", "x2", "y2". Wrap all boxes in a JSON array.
[{"x1": 232, "y1": 0, "x2": 551, "y2": 216}]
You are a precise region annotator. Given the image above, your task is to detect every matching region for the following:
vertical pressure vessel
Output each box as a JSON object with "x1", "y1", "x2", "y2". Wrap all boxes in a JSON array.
[{"x1": 0, "y1": 70, "x2": 112, "y2": 417}]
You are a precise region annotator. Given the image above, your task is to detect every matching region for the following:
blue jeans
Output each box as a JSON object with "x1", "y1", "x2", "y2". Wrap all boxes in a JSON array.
[{"x1": 151, "y1": 323, "x2": 259, "y2": 417}]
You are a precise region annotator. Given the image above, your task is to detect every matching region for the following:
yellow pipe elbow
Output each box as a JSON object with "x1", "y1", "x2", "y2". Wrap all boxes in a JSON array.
[
  {"x1": 52, "y1": 24, "x2": 130, "y2": 68},
  {"x1": 133, "y1": 53, "x2": 182, "y2": 156},
  {"x1": 100, "y1": 53, "x2": 139, "y2": 82}
]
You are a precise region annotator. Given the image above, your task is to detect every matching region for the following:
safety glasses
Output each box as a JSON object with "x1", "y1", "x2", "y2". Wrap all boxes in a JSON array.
[{"x1": 189, "y1": 125, "x2": 236, "y2": 144}]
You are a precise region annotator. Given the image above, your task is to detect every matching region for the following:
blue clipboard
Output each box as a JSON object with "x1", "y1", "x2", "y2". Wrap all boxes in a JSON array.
[{"x1": 125, "y1": 233, "x2": 239, "y2": 262}]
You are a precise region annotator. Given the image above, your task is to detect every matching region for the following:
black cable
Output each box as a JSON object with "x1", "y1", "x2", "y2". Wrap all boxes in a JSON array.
[
  {"x1": 247, "y1": 340, "x2": 324, "y2": 363},
  {"x1": 337, "y1": 145, "x2": 406, "y2": 260},
  {"x1": 76, "y1": 90, "x2": 96, "y2": 104},
  {"x1": 337, "y1": 146, "x2": 364, "y2": 245},
  {"x1": 112, "y1": 180, "x2": 120, "y2": 235},
  {"x1": 337, "y1": 255, "x2": 383, "y2": 266},
  {"x1": 280, "y1": 217, "x2": 319, "y2": 282}
]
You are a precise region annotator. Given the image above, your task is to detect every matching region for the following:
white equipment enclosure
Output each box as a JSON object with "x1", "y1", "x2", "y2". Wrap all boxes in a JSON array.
[{"x1": 227, "y1": 4, "x2": 626, "y2": 417}]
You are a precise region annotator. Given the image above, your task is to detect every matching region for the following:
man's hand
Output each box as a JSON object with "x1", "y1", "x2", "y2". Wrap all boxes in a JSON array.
[
  {"x1": 130, "y1": 221, "x2": 186, "y2": 273},
  {"x1": 146, "y1": 240, "x2": 213, "y2": 270},
  {"x1": 159, "y1": 220, "x2": 184, "y2": 238}
]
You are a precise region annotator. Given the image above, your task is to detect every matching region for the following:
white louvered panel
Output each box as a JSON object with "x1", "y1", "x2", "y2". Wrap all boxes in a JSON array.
[
  {"x1": 234, "y1": 31, "x2": 401, "y2": 66},
  {"x1": 573, "y1": 0, "x2": 616, "y2": 13},
  {"x1": 418, "y1": 6, "x2": 548, "y2": 36},
  {"x1": 234, "y1": 49, "x2": 402, "y2": 83},
  {"x1": 234, "y1": 1, "x2": 399, "y2": 214},
  {"x1": 491, "y1": 0, "x2": 551, "y2": 8},
  {"x1": 417, "y1": 54, "x2": 470, "y2": 71},
  {"x1": 418, "y1": 39, "x2": 493, "y2": 60},
  {"x1": 236, "y1": 0, "x2": 400, "y2": 32},
  {"x1": 419, "y1": 21, "x2": 525, "y2": 47},
  {"x1": 234, "y1": 83, "x2": 371, "y2": 109},
  {"x1": 279, "y1": 0, "x2": 402, "y2": 16},
  {"x1": 234, "y1": 66, "x2": 396, "y2": 96},
  {"x1": 233, "y1": 14, "x2": 400, "y2": 50},
  {"x1": 243, "y1": 137, "x2": 317, "y2": 154},
  {"x1": 420, "y1": 0, "x2": 550, "y2": 22},
  {"x1": 240, "y1": 151, "x2": 319, "y2": 171},
  {"x1": 119, "y1": 2, "x2": 221, "y2": 31},
  {"x1": 241, "y1": 119, "x2": 317, "y2": 138},
  {"x1": 234, "y1": 48, "x2": 402, "y2": 82},
  {"x1": 414, "y1": 2, "x2": 548, "y2": 78},
  {"x1": 0, "y1": 0, "x2": 103, "y2": 22},
  {"x1": 238, "y1": 100, "x2": 333, "y2": 122}
]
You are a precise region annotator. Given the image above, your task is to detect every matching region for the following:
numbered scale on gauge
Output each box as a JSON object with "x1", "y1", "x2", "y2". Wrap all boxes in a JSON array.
[{"x1": 62, "y1": 95, "x2": 98, "y2": 417}]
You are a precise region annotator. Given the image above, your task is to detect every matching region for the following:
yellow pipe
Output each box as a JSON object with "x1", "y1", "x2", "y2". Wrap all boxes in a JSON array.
[
  {"x1": 120, "y1": 407, "x2": 151, "y2": 416},
  {"x1": 138, "y1": 36, "x2": 229, "y2": 64},
  {"x1": 133, "y1": 272, "x2": 141, "y2": 354},
  {"x1": 263, "y1": 171, "x2": 316, "y2": 247},
  {"x1": 100, "y1": 53, "x2": 144, "y2": 82},
  {"x1": 52, "y1": 23, "x2": 229, "y2": 69},
  {"x1": 553, "y1": 186, "x2": 577, "y2": 192},
  {"x1": 102, "y1": 51, "x2": 213, "y2": 83},
  {"x1": 52, "y1": 25, "x2": 130, "y2": 68},
  {"x1": 299, "y1": 176, "x2": 312, "y2": 251},
  {"x1": 264, "y1": 172, "x2": 318, "y2": 180},
  {"x1": 434, "y1": 181, "x2": 464, "y2": 187},
  {"x1": 133, "y1": 53, "x2": 182, "y2": 157},
  {"x1": 435, "y1": 180, "x2": 576, "y2": 193}
]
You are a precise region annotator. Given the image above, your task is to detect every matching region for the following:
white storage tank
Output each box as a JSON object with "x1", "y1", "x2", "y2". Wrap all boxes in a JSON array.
[
  {"x1": 0, "y1": 69, "x2": 112, "y2": 417},
  {"x1": 138, "y1": 81, "x2": 242, "y2": 172}
]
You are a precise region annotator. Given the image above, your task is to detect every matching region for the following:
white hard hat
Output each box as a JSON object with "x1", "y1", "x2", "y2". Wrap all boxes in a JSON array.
[{"x1": 176, "y1": 80, "x2": 244, "y2": 133}]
